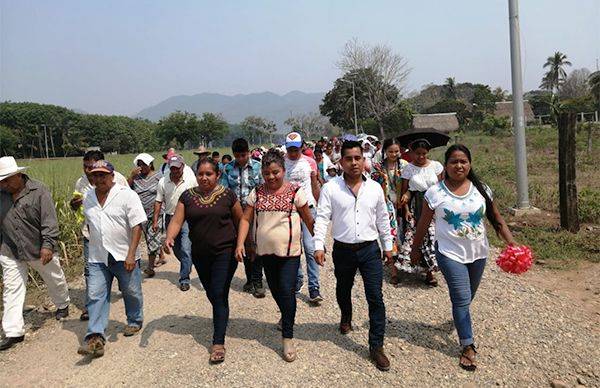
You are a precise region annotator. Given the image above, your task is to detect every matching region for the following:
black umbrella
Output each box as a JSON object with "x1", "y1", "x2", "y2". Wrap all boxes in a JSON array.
[{"x1": 396, "y1": 127, "x2": 451, "y2": 149}]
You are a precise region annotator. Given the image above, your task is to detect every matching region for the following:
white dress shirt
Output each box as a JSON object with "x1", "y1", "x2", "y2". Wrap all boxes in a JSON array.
[
  {"x1": 84, "y1": 184, "x2": 147, "y2": 264},
  {"x1": 314, "y1": 174, "x2": 393, "y2": 252},
  {"x1": 155, "y1": 172, "x2": 196, "y2": 215}
]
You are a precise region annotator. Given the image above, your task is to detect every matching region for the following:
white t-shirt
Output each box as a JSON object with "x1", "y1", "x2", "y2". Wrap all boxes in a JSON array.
[
  {"x1": 425, "y1": 181, "x2": 491, "y2": 264},
  {"x1": 401, "y1": 161, "x2": 444, "y2": 192},
  {"x1": 84, "y1": 184, "x2": 147, "y2": 263},
  {"x1": 156, "y1": 174, "x2": 197, "y2": 215},
  {"x1": 285, "y1": 156, "x2": 316, "y2": 207}
]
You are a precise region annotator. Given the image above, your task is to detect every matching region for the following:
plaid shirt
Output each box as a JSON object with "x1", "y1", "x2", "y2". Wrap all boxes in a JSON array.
[{"x1": 220, "y1": 159, "x2": 263, "y2": 207}]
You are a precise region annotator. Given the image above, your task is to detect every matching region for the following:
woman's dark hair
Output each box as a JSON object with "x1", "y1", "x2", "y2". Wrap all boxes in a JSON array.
[
  {"x1": 83, "y1": 150, "x2": 104, "y2": 161},
  {"x1": 222, "y1": 154, "x2": 232, "y2": 163},
  {"x1": 196, "y1": 156, "x2": 220, "y2": 174},
  {"x1": 444, "y1": 144, "x2": 501, "y2": 233},
  {"x1": 341, "y1": 140, "x2": 363, "y2": 157},
  {"x1": 261, "y1": 148, "x2": 285, "y2": 170},
  {"x1": 313, "y1": 147, "x2": 323, "y2": 155},
  {"x1": 410, "y1": 139, "x2": 432, "y2": 151}
]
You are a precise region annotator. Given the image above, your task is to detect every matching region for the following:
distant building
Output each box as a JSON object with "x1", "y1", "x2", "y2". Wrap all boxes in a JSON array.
[
  {"x1": 412, "y1": 112, "x2": 459, "y2": 133},
  {"x1": 86, "y1": 146, "x2": 101, "y2": 152},
  {"x1": 494, "y1": 101, "x2": 535, "y2": 125}
]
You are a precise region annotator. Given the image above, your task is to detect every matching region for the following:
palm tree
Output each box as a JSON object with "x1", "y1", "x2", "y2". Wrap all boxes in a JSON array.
[
  {"x1": 443, "y1": 77, "x2": 458, "y2": 100},
  {"x1": 540, "y1": 51, "x2": 572, "y2": 98}
]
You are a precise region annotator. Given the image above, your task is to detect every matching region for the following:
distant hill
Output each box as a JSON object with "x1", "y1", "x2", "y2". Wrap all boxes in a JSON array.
[{"x1": 135, "y1": 91, "x2": 325, "y2": 129}]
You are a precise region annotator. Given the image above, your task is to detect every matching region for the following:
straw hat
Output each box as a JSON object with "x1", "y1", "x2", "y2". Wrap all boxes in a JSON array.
[
  {"x1": 193, "y1": 145, "x2": 210, "y2": 155},
  {"x1": 0, "y1": 156, "x2": 28, "y2": 181}
]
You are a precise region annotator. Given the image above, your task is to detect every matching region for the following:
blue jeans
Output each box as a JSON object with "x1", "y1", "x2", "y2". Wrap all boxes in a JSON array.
[
  {"x1": 262, "y1": 255, "x2": 300, "y2": 339},
  {"x1": 192, "y1": 252, "x2": 238, "y2": 345},
  {"x1": 83, "y1": 237, "x2": 90, "y2": 309},
  {"x1": 436, "y1": 251, "x2": 487, "y2": 347},
  {"x1": 296, "y1": 207, "x2": 320, "y2": 292},
  {"x1": 85, "y1": 255, "x2": 144, "y2": 339},
  {"x1": 332, "y1": 241, "x2": 385, "y2": 347},
  {"x1": 165, "y1": 214, "x2": 193, "y2": 285}
]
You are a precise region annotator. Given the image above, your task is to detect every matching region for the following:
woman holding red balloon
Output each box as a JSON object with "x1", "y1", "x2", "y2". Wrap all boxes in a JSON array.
[{"x1": 410, "y1": 144, "x2": 517, "y2": 371}]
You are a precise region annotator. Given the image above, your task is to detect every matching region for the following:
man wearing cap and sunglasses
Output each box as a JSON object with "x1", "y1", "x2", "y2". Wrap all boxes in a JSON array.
[
  {"x1": 153, "y1": 154, "x2": 195, "y2": 291},
  {"x1": 0, "y1": 156, "x2": 71, "y2": 351},
  {"x1": 78, "y1": 159, "x2": 147, "y2": 357},
  {"x1": 284, "y1": 132, "x2": 323, "y2": 303}
]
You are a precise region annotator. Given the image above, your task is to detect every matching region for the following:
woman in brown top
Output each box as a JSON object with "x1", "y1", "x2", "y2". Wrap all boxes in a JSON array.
[
  {"x1": 235, "y1": 149, "x2": 314, "y2": 362},
  {"x1": 165, "y1": 157, "x2": 243, "y2": 364}
]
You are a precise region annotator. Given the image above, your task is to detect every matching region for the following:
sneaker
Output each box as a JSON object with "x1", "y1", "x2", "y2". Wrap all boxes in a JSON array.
[
  {"x1": 180, "y1": 283, "x2": 190, "y2": 292},
  {"x1": 55, "y1": 306, "x2": 69, "y2": 320},
  {"x1": 123, "y1": 325, "x2": 142, "y2": 336},
  {"x1": 80, "y1": 311, "x2": 89, "y2": 321},
  {"x1": 243, "y1": 281, "x2": 254, "y2": 293},
  {"x1": 295, "y1": 280, "x2": 304, "y2": 294},
  {"x1": 309, "y1": 289, "x2": 323, "y2": 304},
  {"x1": 77, "y1": 334, "x2": 105, "y2": 357},
  {"x1": 253, "y1": 281, "x2": 266, "y2": 298}
]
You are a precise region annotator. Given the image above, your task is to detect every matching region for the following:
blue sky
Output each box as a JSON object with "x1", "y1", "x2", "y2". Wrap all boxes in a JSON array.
[{"x1": 1, "y1": 0, "x2": 599, "y2": 115}]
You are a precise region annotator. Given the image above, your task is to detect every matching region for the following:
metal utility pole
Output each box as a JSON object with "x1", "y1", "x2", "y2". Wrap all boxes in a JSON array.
[{"x1": 508, "y1": 0, "x2": 530, "y2": 208}]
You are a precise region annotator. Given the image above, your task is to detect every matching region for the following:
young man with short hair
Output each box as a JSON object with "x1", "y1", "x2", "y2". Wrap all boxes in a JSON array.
[
  {"x1": 313, "y1": 141, "x2": 393, "y2": 371},
  {"x1": 221, "y1": 138, "x2": 264, "y2": 297}
]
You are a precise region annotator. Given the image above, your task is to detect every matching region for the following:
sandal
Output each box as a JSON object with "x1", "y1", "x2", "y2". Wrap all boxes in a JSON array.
[
  {"x1": 459, "y1": 345, "x2": 477, "y2": 371},
  {"x1": 154, "y1": 259, "x2": 167, "y2": 267},
  {"x1": 143, "y1": 267, "x2": 155, "y2": 278},
  {"x1": 209, "y1": 345, "x2": 226, "y2": 364},
  {"x1": 425, "y1": 272, "x2": 438, "y2": 287},
  {"x1": 282, "y1": 338, "x2": 296, "y2": 362}
]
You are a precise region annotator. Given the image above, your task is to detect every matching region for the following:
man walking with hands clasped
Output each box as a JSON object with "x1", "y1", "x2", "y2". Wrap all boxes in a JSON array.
[{"x1": 313, "y1": 140, "x2": 394, "y2": 371}]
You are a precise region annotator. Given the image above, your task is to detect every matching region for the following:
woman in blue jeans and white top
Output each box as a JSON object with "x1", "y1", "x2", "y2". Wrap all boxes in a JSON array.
[
  {"x1": 235, "y1": 149, "x2": 314, "y2": 362},
  {"x1": 410, "y1": 144, "x2": 517, "y2": 371}
]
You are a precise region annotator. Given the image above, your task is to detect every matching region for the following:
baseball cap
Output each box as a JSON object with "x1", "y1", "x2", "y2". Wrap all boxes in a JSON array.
[
  {"x1": 168, "y1": 154, "x2": 184, "y2": 168},
  {"x1": 133, "y1": 153, "x2": 154, "y2": 166},
  {"x1": 285, "y1": 132, "x2": 303, "y2": 148},
  {"x1": 89, "y1": 160, "x2": 114, "y2": 174}
]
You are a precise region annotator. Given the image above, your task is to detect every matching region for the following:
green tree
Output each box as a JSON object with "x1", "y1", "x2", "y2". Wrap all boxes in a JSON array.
[
  {"x1": 198, "y1": 112, "x2": 229, "y2": 146},
  {"x1": 156, "y1": 111, "x2": 199, "y2": 149},
  {"x1": 540, "y1": 51, "x2": 572, "y2": 98},
  {"x1": 589, "y1": 71, "x2": 600, "y2": 108},
  {"x1": 443, "y1": 77, "x2": 458, "y2": 100},
  {"x1": 240, "y1": 115, "x2": 270, "y2": 144},
  {"x1": 0, "y1": 125, "x2": 20, "y2": 156}
]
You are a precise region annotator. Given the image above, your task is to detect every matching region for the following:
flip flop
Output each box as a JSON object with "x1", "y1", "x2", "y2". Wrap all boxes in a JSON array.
[
  {"x1": 459, "y1": 346, "x2": 477, "y2": 371},
  {"x1": 154, "y1": 259, "x2": 167, "y2": 267},
  {"x1": 209, "y1": 345, "x2": 225, "y2": 364}
]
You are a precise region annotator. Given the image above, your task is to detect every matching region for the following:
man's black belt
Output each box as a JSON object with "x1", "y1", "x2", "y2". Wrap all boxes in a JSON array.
[{"x1": 333, "y1": 240, "x2": 375, "y2": 251}]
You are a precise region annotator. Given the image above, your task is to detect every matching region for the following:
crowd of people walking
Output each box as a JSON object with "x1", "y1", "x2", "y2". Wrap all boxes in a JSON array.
[{"x1": 0, "y1": 131, "x2": 517, "y2": 372}]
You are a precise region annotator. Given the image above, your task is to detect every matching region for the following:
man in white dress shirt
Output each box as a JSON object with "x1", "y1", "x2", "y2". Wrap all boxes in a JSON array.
[
  {"x1": 313, "y1": 140, "x2": 393, "y2": 371},
  {"x1": 78, "y1": 160, "x2": 147, "y2": 358}
]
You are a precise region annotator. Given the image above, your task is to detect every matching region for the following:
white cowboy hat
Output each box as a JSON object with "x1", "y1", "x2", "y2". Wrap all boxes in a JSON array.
[{"x1": 0, "y1": 157, "x2": 28, "y2": 181}]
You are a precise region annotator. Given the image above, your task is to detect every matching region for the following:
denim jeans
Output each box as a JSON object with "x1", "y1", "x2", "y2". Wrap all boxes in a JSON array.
[
  {"x1": 83, "y1": 237, "x2": 90, "y2": 309},
  {"x1": 332, "y1": 241, "x2": 385, "y2": 347},
  {"x1": 261, "y1": 255, "x2": 300, "y2": 339},
  {"x1": 165, "y1": 214, "x2": 193, "y2": 285},
  {"x1": 296, "y1": 207, "x2": 320, "y2": 292},
  {"x1": 436, "y1": 251, "x2": 487, "y2": 347},
  {"x1": 85, "y1": 255, "x2": 144, "y2": 339},
  {"x1": 192, "y1": 252, "x2": 238, "y2": 345}
]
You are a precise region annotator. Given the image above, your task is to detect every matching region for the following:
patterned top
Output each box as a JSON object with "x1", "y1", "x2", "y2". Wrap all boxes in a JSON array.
[
  {"x1": 131, "y1": 172, "x2": 162, "y2": 218},
  {"x1": 425, "y1": 181, "x2": 492, "y2": 264},
  {"x1": 246, "y1": 183, "x2": 308, "y2": 257},
  {"x1": 220, "y1": 159, "x2": 263, "y2": 207},
  {"x1": 372, "y1": 158, "x2": 409, "y2": 207},
  {"x1": 179, "y1": 185, "x2": 238, "y2": 257}
]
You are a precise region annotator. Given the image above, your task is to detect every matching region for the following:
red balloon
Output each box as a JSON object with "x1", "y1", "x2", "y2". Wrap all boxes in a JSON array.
[{"x1": 496, "y1": 245, "x2": 533, "y2": 274}]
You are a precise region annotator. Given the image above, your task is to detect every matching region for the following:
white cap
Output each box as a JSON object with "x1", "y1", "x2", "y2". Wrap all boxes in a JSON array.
[{"x1": 133, "y1": 153, "x2": 154, "y2": 166}]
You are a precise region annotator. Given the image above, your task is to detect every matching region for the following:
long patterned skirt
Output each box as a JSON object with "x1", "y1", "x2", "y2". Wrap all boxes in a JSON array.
[
  {"x1": 143, "y1": 215, "x2": 164, "y2": 256},
  {"x1": 397, "y1": 192, "x2": 438, "y2": 273}
]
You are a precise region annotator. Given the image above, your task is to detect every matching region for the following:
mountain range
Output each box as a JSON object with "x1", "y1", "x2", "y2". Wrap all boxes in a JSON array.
[{"x1": 135, "y1": 91, "x2": 325, "y2": 129}]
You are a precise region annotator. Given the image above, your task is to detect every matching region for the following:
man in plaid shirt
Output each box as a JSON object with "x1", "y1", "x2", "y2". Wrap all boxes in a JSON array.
[{"x1": 221, "y1": 138, "x2": 264, "y2": 297}]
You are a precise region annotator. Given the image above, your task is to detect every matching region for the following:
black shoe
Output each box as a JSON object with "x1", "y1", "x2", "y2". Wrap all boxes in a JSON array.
[
  {"x1": 80, "y1": 311, "x2": 89, "y2": 321},
  {"x1": 252, "y1": 281, "x2": 266, "y2": 298},
  {"x1": 243, "y1": 281, "x2": 254, "y2": 293},
  {"x1": 55, "y1": 306, "x2": 69, "y2": 320},
  {"x1": 0, "y1": 336, "x2": 24, "y2": 351},
  {"x1": 339, "y1": 313, "x2": 352, "y2": 335},
  {"x1": 180, "y1": 283, "x2": 190, "y2": 292}
]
